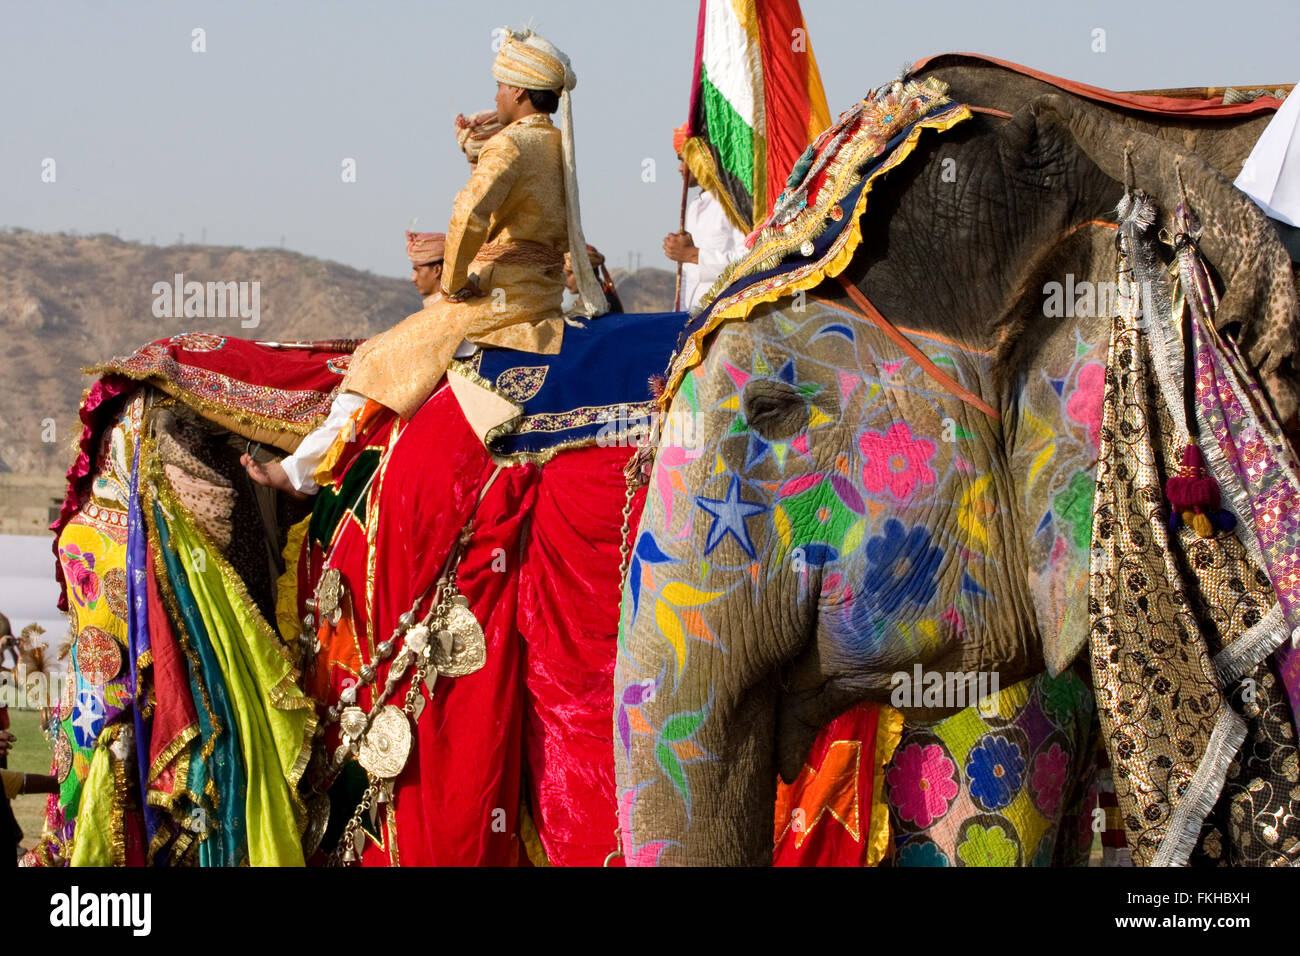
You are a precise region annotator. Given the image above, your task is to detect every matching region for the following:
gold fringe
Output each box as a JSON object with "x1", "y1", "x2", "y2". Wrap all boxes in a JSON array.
[
  {"x1": 84, "y1": 361, "x2": 325, "y2": 453},
  {"x1": 276, "y1": 515, "x2": 312, "y2": 647},
  {"x1": 866, "y1": 706, "x2": 904, "y2": 867}
]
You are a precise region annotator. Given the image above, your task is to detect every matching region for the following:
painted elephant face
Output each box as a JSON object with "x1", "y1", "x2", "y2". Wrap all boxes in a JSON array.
[{"x1": 614, "y1": 75, "x2": 1298, "y2": 864}]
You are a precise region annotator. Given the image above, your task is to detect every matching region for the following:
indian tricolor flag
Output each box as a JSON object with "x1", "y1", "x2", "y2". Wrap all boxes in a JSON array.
[{"x1": 682, "y1": 0, "x2": 831, "y2": 233}]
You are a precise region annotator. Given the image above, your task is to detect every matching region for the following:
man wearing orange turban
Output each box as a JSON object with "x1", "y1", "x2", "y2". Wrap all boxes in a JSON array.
[{"x1": 664, "y1": 124, "x2": 747, "y2": 312}]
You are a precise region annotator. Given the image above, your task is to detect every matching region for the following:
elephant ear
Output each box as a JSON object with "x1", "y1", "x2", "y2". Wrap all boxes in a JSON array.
[{"x1": 1013, "y1": 94, "x2": 1300, "y2": 427}]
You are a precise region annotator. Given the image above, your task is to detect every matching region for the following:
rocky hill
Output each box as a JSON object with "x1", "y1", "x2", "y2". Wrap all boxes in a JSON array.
[{"x1": 0, "y1": 230, "x2": 676, "y2": 487}]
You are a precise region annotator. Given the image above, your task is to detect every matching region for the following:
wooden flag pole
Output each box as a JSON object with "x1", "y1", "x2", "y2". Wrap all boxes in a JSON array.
[{"x1": 673, "y1": 166, "x2": 690, "y2": 311}]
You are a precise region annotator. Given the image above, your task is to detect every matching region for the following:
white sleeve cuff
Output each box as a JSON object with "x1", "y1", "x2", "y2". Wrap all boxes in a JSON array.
[{"x1": 279, "y1": 390, "x2": 367, "y2": 493}]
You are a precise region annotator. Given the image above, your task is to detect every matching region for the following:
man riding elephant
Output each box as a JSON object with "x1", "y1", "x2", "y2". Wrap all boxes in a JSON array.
[{"x1": 244, "y1": 26, "x2": 607, "y2": 493}]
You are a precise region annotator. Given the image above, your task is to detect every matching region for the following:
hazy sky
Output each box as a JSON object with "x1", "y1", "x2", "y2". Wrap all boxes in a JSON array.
[{"x1": 2, "y1": 0, "x2": 1297, "y2": 279}]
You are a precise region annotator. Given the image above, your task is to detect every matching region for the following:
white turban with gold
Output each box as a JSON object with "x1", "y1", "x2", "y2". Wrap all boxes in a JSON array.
[{"x1": 491, "y1": 28, "x2": 606, "y2": 318}]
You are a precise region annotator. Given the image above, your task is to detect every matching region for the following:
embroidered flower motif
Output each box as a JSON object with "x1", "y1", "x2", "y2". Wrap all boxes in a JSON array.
[
  {"x1": 860, "y1": 518, "x2": 944, "y2": 615},
  {"x1": 61, "y1": 545, "x2": 100, "y2": 608},
  {"x1": 1066, "y1": 361, "x2": 1105, "y2": 450},
  {"x1": 1031, "y1": 743, "x2": 1070, "y2": 818},
  {"x1": 858, "y1": 422, "x2": 937, "y2": 500},
  {"x1": 169, "y1": 332, "x2": 227, "y2": 353},
  {"x1": 886, "y1": 742, "x2": 959, "y2": 828},
  {"x1": 966, "y1": 733, "x2": 1025, "y2": 810},
  {"x1": 897, "y1": 839, "x2": 949, "y2": 867},
  {"x1": 956, "y1": 823, "x2": 1018, "y2": 867}
]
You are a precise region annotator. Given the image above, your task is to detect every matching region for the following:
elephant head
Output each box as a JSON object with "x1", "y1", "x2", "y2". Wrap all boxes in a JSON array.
[{"x1": 614, "y1": 74, "x2": 1298, "y2": 865}]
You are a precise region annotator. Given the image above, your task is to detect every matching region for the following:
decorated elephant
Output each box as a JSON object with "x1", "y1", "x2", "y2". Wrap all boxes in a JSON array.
[{"x1": 614, "y1": 60, "x2": 1300, "y2": 866}]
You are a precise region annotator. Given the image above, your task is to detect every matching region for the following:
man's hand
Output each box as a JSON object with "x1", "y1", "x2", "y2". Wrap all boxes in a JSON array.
[
  {"x1": 444, "y1": 274, "x2": 485, "y2": 303},
  {"x1": 663, "y1": 231, "x2": 699, "y2": 265},
  {"x1": 0, "y1": 730, "x2": 14, "y2": 759}
]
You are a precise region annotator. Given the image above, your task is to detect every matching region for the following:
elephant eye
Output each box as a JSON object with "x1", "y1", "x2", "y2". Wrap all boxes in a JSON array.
[{"x1": 741, "y1": 380, "x2": 809, "y2": 441}]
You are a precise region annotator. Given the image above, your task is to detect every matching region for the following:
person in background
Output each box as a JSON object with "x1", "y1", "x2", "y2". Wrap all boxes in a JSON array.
[
  {"x1": 662, "y1": 123, "x2": 748, "y2": 312},
  {"x1": 1, "y1": 728, "x2": 58, "y2": 867}
]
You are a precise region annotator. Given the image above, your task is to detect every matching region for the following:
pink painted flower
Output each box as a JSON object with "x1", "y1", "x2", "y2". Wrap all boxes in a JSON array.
[
  {"x1": 61, "y1": 545, "x2": 100, "y2": 608},
  {"x1": 1066, "y1": 362, "x2": 1105, "y2": 451},
  {"x1": 887, "y1": 743, "x2": 959, "y2": 828},
  {"x1": 859, "y1": 422, "x2": 937, "y2": 500},
  {"x1": 1031, "y1": 743, "x2": 1069, "y2": 818}
]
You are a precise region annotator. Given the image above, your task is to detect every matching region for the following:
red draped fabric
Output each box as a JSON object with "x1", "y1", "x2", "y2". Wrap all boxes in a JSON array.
[{"x1": 517, "y1": 446, "x2": 647, "y2": 866}]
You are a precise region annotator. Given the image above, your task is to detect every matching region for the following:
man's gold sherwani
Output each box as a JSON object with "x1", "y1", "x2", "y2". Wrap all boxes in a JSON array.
[{"x1": 343, "y1": 113, "x2": 569, "y2": 419}]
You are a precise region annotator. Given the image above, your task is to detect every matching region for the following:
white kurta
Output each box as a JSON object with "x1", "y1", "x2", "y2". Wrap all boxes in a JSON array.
[
  {"x1": 681, "y1": 189, "x2": 748, "y2": 312},
  {"x1": 1235, "y1": 85, "x2": 1300, "y2": 227}
]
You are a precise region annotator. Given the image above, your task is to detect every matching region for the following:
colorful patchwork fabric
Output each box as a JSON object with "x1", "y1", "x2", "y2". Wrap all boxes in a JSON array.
[
  {"x1": 88, "y1": 334, "x2": 350, "y2": 453},
  {"x1": 40, "y1": 395, "x2": 144, "y2": 863},
  {"x1": 885, "y1": 670, "x2": 1096, "y2": 866}
]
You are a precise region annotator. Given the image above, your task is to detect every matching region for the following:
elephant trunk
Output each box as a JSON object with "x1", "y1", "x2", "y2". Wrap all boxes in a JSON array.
[{"x1": 616, "y1": 667, "x2": 781, "y2": 866}]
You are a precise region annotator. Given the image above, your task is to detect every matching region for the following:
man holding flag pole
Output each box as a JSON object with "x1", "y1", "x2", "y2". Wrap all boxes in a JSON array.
[
  {"x1": 665, "y1": 0, "x2": 832, "y2": 311},
  {"x1": 659, "y1": 0, "x2": 911, "y2": 867}
]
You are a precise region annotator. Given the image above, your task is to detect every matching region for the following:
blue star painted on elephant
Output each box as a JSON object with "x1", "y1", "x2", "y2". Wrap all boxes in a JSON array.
[{"x1": 696, "y1": 476, "x2": 768, "y2": 560}]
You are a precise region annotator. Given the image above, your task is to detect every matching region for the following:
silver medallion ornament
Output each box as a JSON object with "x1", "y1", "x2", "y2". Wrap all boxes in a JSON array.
[
  {"x1": 339, "y1": 706, "x2": 367, "y2": 741},
  {"x1": 315, "y1": 568, "x2": 344, "y2": 624},
  {"x1": 357, "y1": 705, "x2": 413, "y2": 779},
  {"x1": 431, "y1": 603, "x2": 486, "y2": 677}
]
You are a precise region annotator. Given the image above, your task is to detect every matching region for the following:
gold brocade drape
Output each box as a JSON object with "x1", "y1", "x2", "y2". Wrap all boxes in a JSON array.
[{"x1": 1089, "y1": 239, "x2": 1290, "y2": 866}]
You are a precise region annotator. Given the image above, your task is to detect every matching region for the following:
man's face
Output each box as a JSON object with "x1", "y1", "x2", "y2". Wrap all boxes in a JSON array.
[
  {"x1": 677, "y1": 156, "x2": 697, "y2": 188},
  {"x1": 411, "y1": 261, "x2": 443, "y2": 295},
  {"x1": 495, "y1": 82, "x2": 524, "y2": 123}
]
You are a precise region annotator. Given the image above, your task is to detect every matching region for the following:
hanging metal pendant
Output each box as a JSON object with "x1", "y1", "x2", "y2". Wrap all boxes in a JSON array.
[
  {"x1": 357, "y1": 705, "x2": 413, "y2": 779},
  {"x1": 431, "y1": 604, "x2": 486, "y2": 677},
  {"x1": 411, "y1": 692, "x2": 426, "y2": 721},
  {"x1": 339, "y1": 706, "x2": 367, "y2": 740},
  {"x1": 316, "y1": 568, "x2": 344, "y2": 624}
]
